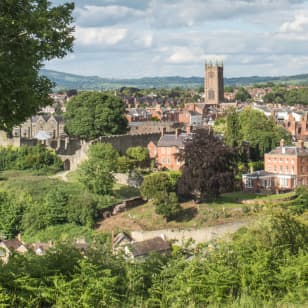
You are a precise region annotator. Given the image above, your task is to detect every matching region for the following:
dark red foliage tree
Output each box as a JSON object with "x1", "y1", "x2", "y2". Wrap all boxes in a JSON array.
[{"x1": 177, "y1": 128, "x2": 238, "y2": 200}]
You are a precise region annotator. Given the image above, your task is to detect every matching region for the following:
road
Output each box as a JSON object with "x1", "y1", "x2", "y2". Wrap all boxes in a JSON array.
[{"x1": 131, "y1": 220, "x2": 251, "y2": 245}]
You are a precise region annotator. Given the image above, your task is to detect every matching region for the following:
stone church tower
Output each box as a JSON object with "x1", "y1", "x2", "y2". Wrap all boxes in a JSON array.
[{"x1": 204, "y1": 62, "x2": 224, "y2": 105}]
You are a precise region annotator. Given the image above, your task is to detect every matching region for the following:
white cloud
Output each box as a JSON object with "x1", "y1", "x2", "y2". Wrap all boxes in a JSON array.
[
  {"x1": 75, "y1": 5, "x2": 144, "y2": 27},
  {"x1": 280, "y1": 12, "x2": 308, "y2": 32},
  {"x1": 75, "y1": 26, "x2": 128, "y2": 46},
  {"x1": 167, "y1": 47, "x2": 226, "y2": 64}
]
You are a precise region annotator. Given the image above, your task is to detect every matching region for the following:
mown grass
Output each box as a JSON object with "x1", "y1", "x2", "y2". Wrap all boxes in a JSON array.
[{"x1": 204, "y1": 191, "x2": 295, "y2": 209}]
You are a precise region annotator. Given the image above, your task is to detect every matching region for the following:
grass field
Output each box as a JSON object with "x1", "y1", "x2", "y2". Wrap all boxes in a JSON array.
[{"x1": 97, "y1": 191, "x2": 296, "y2": 232}]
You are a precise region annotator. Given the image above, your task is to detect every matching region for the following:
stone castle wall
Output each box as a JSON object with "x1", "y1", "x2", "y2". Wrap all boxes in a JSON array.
[
  {"x1": 56, "y1": 133, "x2": 162, "y2": 171},
  {"x1": 1, "y1": 130, "x2": 162, "y2": 171}
]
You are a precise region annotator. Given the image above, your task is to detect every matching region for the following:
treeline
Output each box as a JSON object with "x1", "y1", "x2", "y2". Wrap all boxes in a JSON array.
[
  {"x1": 0, "y1": 145, "x2": 63, "y2": 174},
  {"x1": 263, "y1": 86, "x2": 308, "y2": 105},
  {"x1": 215, "y1": 107, "x2": 291, "y2": 161},
  {"x1": 0, "y1": 213, "x2": 306, "y2": 307}
]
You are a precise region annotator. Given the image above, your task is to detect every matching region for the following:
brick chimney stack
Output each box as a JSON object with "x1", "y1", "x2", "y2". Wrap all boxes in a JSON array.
[{"x1": 161, "y1": 127, "x2": 166, "y2": 137}]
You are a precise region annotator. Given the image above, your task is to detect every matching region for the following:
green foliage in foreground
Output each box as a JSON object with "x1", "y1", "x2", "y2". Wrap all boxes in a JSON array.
[
  {"x1": 0, "y1": 213, "x2": 307, "y2": 307},
  {"x1": 0, "y1": 145, "x2": 63, "y2": 174}
]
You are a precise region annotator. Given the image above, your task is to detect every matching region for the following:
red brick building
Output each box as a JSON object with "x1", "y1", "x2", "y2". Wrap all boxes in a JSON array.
[
  {"x1": 148, "y1": 128, "x2": 192, "y2": 170},
  {"x1": 243, "y1": 140, "x2": 308, "y2": 192}
]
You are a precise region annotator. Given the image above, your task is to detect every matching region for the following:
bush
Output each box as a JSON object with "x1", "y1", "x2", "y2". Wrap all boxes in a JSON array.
[
  {"x1": 140, "y1": 172, "x2": 173, "y2": 200},
  {"x1": 0, "y1": 145, "x2": 63, "y2": 174}
]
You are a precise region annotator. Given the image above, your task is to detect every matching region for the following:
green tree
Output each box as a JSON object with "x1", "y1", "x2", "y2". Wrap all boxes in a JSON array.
[
  {"x1": 140, "y1": 173, "x2": 172, "y2": 200},
  {"x1": 0, "y1": 192, "x2": 26, "y2": 239},
  {"x1": 235, "y1": 87, "x2": 251, "y2": 102},
  {"x1": 126, "y1": 146, "x2": 150, "y2": 168},
  {"x1": 0, "y1": 0, "x2": 74, "y2": 130},
  {"x1": 224, "y1": 107, "x2": 241, "y2": 147},
  {"x1": 153, "y1": 192, "x2": 181, "y2": 221},
  {"x1": 239, "y1": 108, "x2": 290, "y2": 160},
  {"x1": 65, "y1": 92, "x2": 128, "y2": 139},
  {"x1": 78, "y1": 143, "x2": 119, "y2": 195}
]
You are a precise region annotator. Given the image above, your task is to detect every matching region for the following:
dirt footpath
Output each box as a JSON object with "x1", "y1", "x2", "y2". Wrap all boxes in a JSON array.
[{"x1": 131, "y1": 220, "x2": 251, "y2": 245}]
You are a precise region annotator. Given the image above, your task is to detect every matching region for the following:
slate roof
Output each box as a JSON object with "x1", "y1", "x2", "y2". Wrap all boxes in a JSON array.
[
  {"x1": 267, "y1": 146, "x2": 308, "y2": 156},
  {"x1": 130, "y1": 237, "x2": 171, "y2": 257},
  {"x1": 157, "y1": 133, "x2": 192, "y2": 147}
]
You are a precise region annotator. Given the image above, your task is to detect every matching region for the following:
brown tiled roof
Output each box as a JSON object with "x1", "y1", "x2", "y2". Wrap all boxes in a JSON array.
[
  {"x1": 130, "y1": 237, "x2": 171, "y2": 257},
  {"x1": 267, "y1": 146, "x2": 308, "y2": 156}
]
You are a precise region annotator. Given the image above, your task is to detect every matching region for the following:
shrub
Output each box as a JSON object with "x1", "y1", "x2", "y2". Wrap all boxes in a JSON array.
[{"x1": 0, "y1": 144, "x2": 63, "y2": 174}]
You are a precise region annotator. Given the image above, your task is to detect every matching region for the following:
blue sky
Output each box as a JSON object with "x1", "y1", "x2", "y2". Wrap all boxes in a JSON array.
[{"x1": 46, "y1": 0, "x2": 308, "y2": 78}]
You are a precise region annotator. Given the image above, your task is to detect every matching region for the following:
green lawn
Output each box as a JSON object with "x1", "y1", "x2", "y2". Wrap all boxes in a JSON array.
[
  {"x1": 0, "y1": 169, "x2": 140, "y2": 203},
  {"x1": 203, "y1": 191, "x2": 295, "y2": 209}
]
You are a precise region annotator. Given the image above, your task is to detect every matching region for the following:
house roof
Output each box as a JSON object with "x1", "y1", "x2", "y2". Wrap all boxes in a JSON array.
[
  {"x1": 113, "y1": 232, "x2": 132, "y2": 246},
  {"x1": 130, "y1": 237, "x2": 171, "y2": 257},
  {"x1": 1, "y1": 239, "x2": 23, "y2": 251},
  {"x1": 157, "y1": 133, "x2": 192, "y2": 147},
  {"x1": 266, "y1": 146, "x2": 308, "y2": 157}
]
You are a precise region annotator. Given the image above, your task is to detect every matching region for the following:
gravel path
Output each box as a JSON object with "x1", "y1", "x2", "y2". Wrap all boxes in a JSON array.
[
  {"x1": 131, "y1": 220, "x2": 251, "y2": 245},
  {"x1": 49, "y1": 170, "x2": 70, "y2": 182}
]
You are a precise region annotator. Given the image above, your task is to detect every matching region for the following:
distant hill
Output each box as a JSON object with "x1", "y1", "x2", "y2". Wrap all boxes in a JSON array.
[{"x1": 40, "y1": 69, "x2": 308, "y2": 90}]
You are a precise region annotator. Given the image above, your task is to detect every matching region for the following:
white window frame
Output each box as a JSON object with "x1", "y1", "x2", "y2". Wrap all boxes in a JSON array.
[{"x1": 279, "y1": 176, "x2": 289, "y2": 188}]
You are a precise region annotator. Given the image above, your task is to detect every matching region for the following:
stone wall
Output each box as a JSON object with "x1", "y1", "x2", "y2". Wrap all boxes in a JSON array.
[
  {"x1": 56, "y1": 133, "x2": 162, "y2": 171},
  {"x1": 1, "y1": 130, "x2": 162, "y2": 171},
  {"x1": 129, "y1": 121, "x2": 178, "y2": 135},
  {"x1": 97, "y1": 133, "x2": 161, "y2": 154}
]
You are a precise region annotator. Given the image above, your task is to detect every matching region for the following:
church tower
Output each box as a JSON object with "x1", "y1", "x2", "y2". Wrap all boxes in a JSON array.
[{"x1": 204, "y1": 62, "x2": 224, "y2": 105}]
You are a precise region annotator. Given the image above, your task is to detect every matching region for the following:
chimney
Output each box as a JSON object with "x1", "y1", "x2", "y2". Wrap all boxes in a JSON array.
[
  {"x1": 297, "y1": 140, "x2": 304, "y2": 149},
  {"x1": 175, "y1": 128, "x2": 180, "y2": 139},
  {"x1": 161, "y1": 127, "x2": 166, "y2": 136}
]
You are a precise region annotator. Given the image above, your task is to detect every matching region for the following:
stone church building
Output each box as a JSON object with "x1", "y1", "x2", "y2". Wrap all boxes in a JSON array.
[{"x1": 204, "y1": 62, "x2": 224, "y2": 105}]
